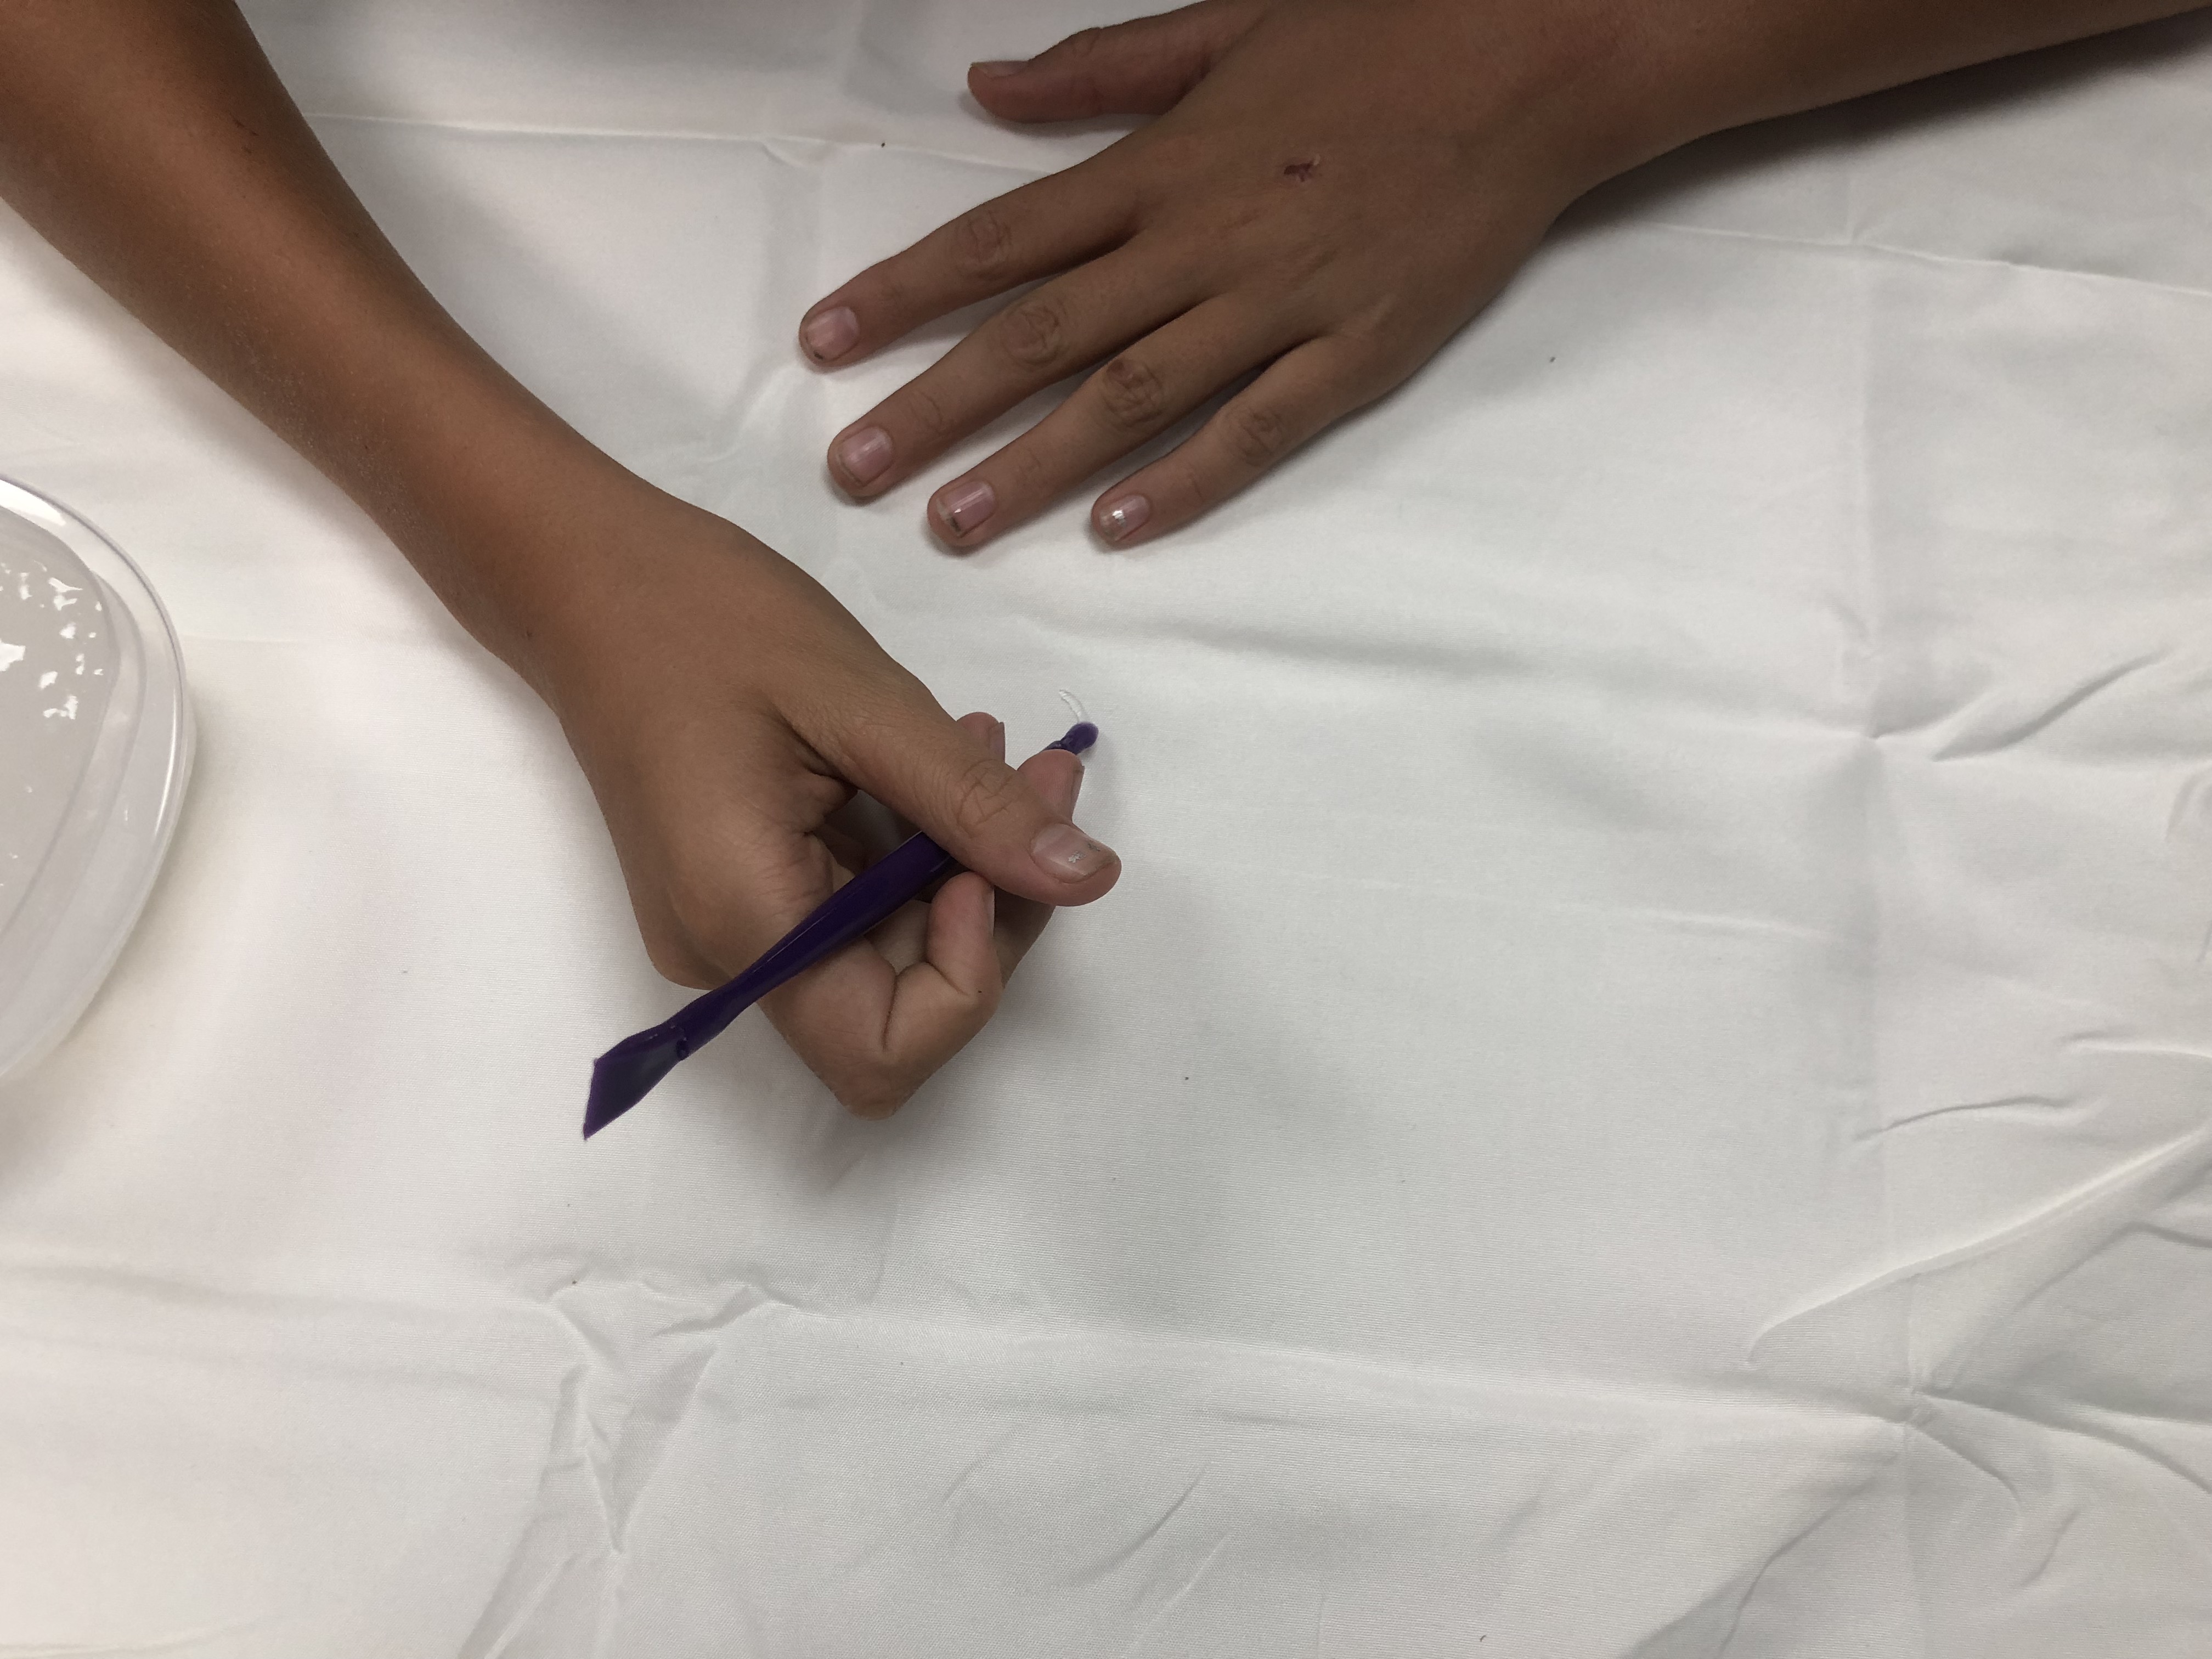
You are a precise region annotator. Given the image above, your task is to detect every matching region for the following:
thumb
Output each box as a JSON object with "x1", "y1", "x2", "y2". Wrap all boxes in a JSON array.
[
  {"x1": 817, "y1": 700, "x2": 1121, "y2": 909},
  {"x1": 967, "y1": 0, "x2": 1267, "y2": 122}
]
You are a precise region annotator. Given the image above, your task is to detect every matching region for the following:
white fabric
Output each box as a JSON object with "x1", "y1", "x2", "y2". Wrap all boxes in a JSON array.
[{"x1": 4, "y1": 4, "x2": 2212, "y2": 1652}]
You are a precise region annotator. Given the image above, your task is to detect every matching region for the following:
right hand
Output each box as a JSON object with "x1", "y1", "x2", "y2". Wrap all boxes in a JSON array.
[{"x1": 518, "y1": 483, "x2": 1121, "y2": 1116}]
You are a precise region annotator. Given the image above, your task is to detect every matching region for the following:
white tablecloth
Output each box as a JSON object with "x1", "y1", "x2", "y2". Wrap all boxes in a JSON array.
[{"x1": 3, "y1": 4, "x2": 2210, "y2": 1653}]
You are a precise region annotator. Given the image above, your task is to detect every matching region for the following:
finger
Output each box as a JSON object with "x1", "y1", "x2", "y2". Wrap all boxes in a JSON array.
[
  {"x1": 826, "y1": 242, "x2": 1194, "y2": 502},
  {"x1": 798, "y1": 165, "x2": 1137, "y2": 372},
  {"x1": 967, "y1": 0, "x2": 1267, "y2": 122},
  {"x1": 658, "y1": 711, "x2": 1094, "y2": 1116},
  {"x1": 796, "y1": 693, "x2": 1119, "y2": 910},
  {"x1": 922, "y1": 873, "x2": 1002, "y2": 1007},
  {"x1": 857, "y1": 708, "x2": 1005, "y2": 969},
  {"x1": 1090, "y1": 333, "x2": 1386, "y2": 546},
  {"x1": 650, "y1": 700, "x2": 1007, "y2": 978},
  {"x1": 865, "y1": 724, "x2": 1078, "y2": 975},
  {"x1": 992, "y1": 740, "x2": 1085, "y2": 978},
  {"x1": 765, "y1": 871, "x2": 1002, "y2": 1119},
  {"x1": 815, "y1": 822, "x2": 869, "y2": 881},
  {"x1": 773, "y1": 728, "x2": 1085, "y2": 1115},
  {"x1": 788, "y1": 742, "x2": 1089, "y2": 1118},
  {"x1": 926, "y1": 296, "x2": 1290, "y2": 549},
  {"x1": 881, "y1": 871, "x2": 1005, "y2": 1098},
  {"x1": 961, "y1": 708, "x2": 1007, "y2": 764}
]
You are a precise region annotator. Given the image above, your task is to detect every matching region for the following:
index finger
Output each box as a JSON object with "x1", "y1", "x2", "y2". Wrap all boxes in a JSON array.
[{"x1": 797, "y1": 161, "x2": 1137, "y2": 369}]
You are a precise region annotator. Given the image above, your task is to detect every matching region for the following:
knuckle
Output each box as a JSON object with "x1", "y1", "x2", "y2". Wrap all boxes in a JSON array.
[
  {"x1": 1166, "y1": 449, "x2": 1217, "y2": 511},
  {"x1": 1321, "y1": 324, "x2": 1380, "y2": 369},
  {"x1": 951, "y1": 204, "x2": 1018, "y2": 284},
  {"x1": 951, "y1": 755, "x2": 1030, "y2": 844},
  {"x1": 832, "y1": 1067, "x2": 916, "y2": 1120},
  {"x1": 998, "y1": 297, "x2": 1070, "y2": 370},
  {"x1": 1002, "y1": 444, "x2": 1050, "y2": 493},
  {"x1": 818, "y1": 1029, "x2": 932, "y2": 1119},
  {"x1": 1224, "y1": 399, "x2": 1292, "y2": 470},
  {"x1": 1094, "y1": 354, "x2": 1170, "y2": 431},
  {"x1": 827, "y1": 987, "x2": 1000, "y2": 1120},
  {"x1": 901, "y1": 383, "x2": 955, "y2": 442},
  {"x1": 1057, "y1": 25, "x2": 1107, "y2": 62},
  {"x1": 643, "y1": 930, "x2": 719, "y2": 992},
  {"x1": 963, "y1": 974, "x2": 1006, "y2": 1024},
  {"x1": 1287, "y1": 336, "x2": 1393, "y2": 425},
  {"x1": 1326, "y1": 362, "x2": 1389, "y2": 414},
  {"x1": 1331, "y1": 331, "x2": 1406, "y2": 401}
]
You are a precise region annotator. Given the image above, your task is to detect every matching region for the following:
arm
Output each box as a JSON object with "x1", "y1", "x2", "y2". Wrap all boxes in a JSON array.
[
  {"x1": 800, "y1": 0, "x2": 2206, "y2": 549},
  {"x1": 0, "y1": 0, "x2": 592, "y2": 650},
  {"x1": 1626, "y1": 0, "x2": 2207, "y2": 137},
  {"x1": 0, "y1": 0, "x2": 1122, "y2": 1115}
]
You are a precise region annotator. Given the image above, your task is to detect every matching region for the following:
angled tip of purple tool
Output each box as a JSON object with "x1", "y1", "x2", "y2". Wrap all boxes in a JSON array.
[
  {"x1": 1050, "y1": 721, "x2": 1098, "y2": 754},
  {"x1": 584, "y1": 1026, "x2": 689, "y2": 1138}
]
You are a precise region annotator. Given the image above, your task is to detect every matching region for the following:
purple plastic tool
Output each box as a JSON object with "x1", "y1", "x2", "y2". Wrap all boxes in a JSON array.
[{"x1": 583, "y1": 721, "x2": 1099, "y2": 1138}]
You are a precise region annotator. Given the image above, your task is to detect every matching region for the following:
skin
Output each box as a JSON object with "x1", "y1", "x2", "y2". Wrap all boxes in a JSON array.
[
  {"x1": 1, "y1": 0, "x2": 2198, "y2": 1113},
  {"x1": 806, "y1": 0, "x2": 2205, "y2": 551},
  {"x1": 0, "y1": 1, "x2": 1120, "y2": 1117}
]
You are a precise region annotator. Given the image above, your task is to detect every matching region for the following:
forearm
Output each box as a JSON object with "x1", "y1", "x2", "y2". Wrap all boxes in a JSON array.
[
  {"x1": 1609, "y1": 0, "x2": 2208, "y2": 165},
  {"x1": 0, "y1": 0, "x2": 618, "y2": 678},
  {"x1": 0, "y1": 3, "x2": 1115, "y2": 1108}
]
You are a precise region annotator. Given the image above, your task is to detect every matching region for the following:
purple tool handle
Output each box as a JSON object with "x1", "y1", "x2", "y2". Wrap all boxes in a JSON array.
[{"x1": 584, "y1": 721, "x2": 1098, "y2": 1137}]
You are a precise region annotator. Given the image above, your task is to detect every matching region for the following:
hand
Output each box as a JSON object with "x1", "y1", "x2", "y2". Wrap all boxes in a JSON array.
[
  {"x1": 526, "y1": 485, "x2": 1121, "y2": 1116},
  {"x1": 0, "y1": 0, "x2": 1129, "y2": 1119},
  {"x1": 799, "y1": 0, "x2": 1638, "y2": 549}
]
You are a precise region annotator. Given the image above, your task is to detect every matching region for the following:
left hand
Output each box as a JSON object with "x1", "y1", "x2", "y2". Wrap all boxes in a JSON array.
[{"x1": 798, "y1": 0, "x2": 1644, "y2": 549}]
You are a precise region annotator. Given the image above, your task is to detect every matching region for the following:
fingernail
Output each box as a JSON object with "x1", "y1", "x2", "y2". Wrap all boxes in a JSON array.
[
  {"x1": 983, "y1": 884, "x2": 996, "y2": 930},
  {"x1": 936, "y1": 477, "x2": 996, "y2": 536},
  {"x1": 1042, "y1": 752, "x2": 1085, "y2": 817},
  {"x1": 801, "y1": 306, "x2": 859, "y2": 362},
  {"x1": 1031, "y1": 822, "x2": 1116, "y2": 882},
  {"x1": 836, "y1": 425, "x2": 893, "y2": 487},
  {"x1": 989, "y1": 719, "x2": 1007, "y2": 761},
  {"x1": 1097, "y1": 493, "x2": 1151, "y2": 543},
  {"x1": 972, "y1": 59, "x2": 1025, "y2": 77}
]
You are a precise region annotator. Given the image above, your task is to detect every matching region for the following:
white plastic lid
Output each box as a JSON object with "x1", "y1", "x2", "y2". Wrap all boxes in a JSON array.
[{"x1": 0, "y1": 477, "x2": 194, "y2": 1082}]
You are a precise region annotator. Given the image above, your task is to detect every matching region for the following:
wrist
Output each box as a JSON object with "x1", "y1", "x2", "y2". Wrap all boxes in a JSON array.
[
  {"x1": 1445, "y1": 0, "x2": 1726, "y2": 201},
  {"x1": 445, "y1": 467, "x2": 782, "y2": 723},
  {"x1": 314, "y1": 341, "x2": 663, "y2": 692},
  {"x1": 1544, "y1": 0, "x2": 2204, "y2": 176},
  {"x1": 1563, "y1": 3, "x2": 1810, "y2": 168}
]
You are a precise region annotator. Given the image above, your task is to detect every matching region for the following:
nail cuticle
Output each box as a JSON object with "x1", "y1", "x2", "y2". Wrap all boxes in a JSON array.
[
  {"x1": 1098, "y1": 493, "x2": 1152, "y2": 543},
  {"x1": 800, "y1": 305, "x2": 859, "y2": 362},
  {"x1": 1031, "y1": 822, "x2": 1115, "y2": 880},
  {"x1": 938, "y1": 478, "x2": 996, "y2": 535},
  {"x1": 836, "y1": 425, "x2": 893, "y2": 488}
]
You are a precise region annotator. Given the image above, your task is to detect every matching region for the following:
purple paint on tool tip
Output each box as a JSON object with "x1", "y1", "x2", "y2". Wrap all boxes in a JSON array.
[{"x1": 584, "y1": 721, "x2": 1098, "y2": 1138}]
